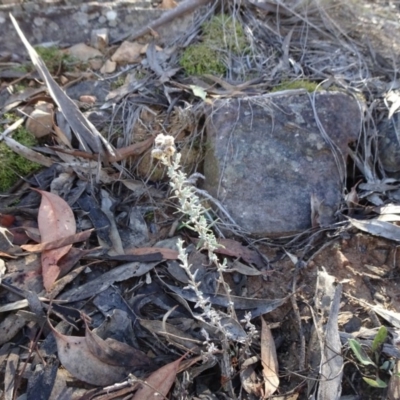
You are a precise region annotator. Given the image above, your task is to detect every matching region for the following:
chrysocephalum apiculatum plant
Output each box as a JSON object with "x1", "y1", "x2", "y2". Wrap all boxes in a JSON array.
[{"x1": 151, "y1": 134, "x2": 258, "y2": 369}]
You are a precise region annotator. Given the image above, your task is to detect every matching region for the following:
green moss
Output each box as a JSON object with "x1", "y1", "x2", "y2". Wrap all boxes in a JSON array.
[
  {"x1": 0, "y1": 126, "x2": 41, "y2": 192},
  {"x1": 202, "y1": 14, "x2": 248, "y2": 54},
  {"x1": 111, "y1": 76, "x2": 126, "y2": 90},
  {"x1": 180, "y1": 14, "x2": 249, "y2": 76},
  {"x1": 11, "y1": 64, "x2": 30, "y2": 74},
  {"x1": 13, "y1": 46, "x2": 76, "y2": 74},
  {"x1": 33, "y1": 46, "x2": 76, "y2": 73},
  {"x1": 180, "y1": 45, "x2": 226, "y2": 76}
]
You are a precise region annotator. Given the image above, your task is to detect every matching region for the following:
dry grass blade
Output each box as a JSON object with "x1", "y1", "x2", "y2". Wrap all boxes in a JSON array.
[
  {"x1": 2, "y1": 136, "x2": 53, "y2": 167},
  {"x1": 388, "y1": 359, "x2": 400, "y2": 400},
  {"x1": 317, "y1": 283, "x2": 343, "y2": 400},
  {"x1": 312, "y1": 269, "x2": 343, "y2": 400},
  {"x1": 4, "y1": 346, "x2": 19, "y2": 400},
  {"x1": 261, "y1": 318, "x2": 279, "y2": 398},
  {"x1": 348, "y1": 217, "x2": 400, "y2": 242},
  {"x1": 9, "y1": 14, "x2": 115, "y2": 161}
]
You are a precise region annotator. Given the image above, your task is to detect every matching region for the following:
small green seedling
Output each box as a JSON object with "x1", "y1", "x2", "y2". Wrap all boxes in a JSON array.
[{"x1": 348, "y1": 326, "x2": 390, "y2": 388}]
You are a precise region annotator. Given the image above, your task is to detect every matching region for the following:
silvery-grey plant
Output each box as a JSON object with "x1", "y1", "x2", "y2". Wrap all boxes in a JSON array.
[
  {"x1": 152, "y1": 134, "x2": 234, "y2": 321},
  {"x1": 152, "y1": 134, "x2": 258, "y2": 394}
]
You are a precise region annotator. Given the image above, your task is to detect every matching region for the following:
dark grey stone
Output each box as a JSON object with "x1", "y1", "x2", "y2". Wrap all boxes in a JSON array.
[
  {"x1": 204, "y1": 91, "x2": 362, "y2": 236},
  {"x1": 65, "y1": 79, "x2": 110, "y2": 103},
  {"x1": 378, "y1": 113, "x2": 400, "y2": 176}
]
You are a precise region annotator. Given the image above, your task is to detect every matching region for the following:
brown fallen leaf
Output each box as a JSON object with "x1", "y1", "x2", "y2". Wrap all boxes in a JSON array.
[
  {"x1": 0, "y1": 251, "x2": 17, "y2": 258},
  {"x1": 158, "y1": 0, "x2": 178, "y2": 9},
  {"x1": 0, "y1": 214, "x2": 15, "y2": 227},
  {"x1": 261, "y1": 318, "x2": 279, "y2": 398},
  {"x1": 132, "y1": 354, "x2": 186, "y2": 400},
  {"x1": 111, "y1": 136, "x2": 155, "y2": 162},
  {"x1": 21, "y1": 229, "x2": 93, "y2": 252},
  {"x1": 240, "y1": 356, "x2": 264, "y2": 397},
  {"x1": 8, "y1": 227, "x2": 31, "y2": 245},
  {"x1": 195, "y1": 238, "x2": 264, "y2": 268},
  {"x1": 33, "y1": 189, "x2": 76, "y2": 291},
  {"x1": 48, "y1": 317, "x2": 130, "y2": 386}
]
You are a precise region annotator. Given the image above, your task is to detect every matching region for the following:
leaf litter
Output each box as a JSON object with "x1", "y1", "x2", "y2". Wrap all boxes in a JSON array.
[{"x1": 1, "y1": 0, "x2": 400, "y2": 399}]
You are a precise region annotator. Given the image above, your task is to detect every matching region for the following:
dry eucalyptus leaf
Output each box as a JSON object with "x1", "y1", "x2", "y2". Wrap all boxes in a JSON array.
[
  {"x1": 388, "y1": 359, "x2": 400, "y2": 400},
  {"x1": 5, "y1": 347, "x2": 19, "y2": 400},
  {"x1": 84, "y1": 319, "x2": 154, "y2": 369},
  {"x1": 21, "y1": 229, "x2": 92, "y2": 252},
  {"x1": 10, "y1": 14, "x2": 114, "y2": 159},
  {"x1": 34, "y1": 189, "x2": 76, "y2": 291},
  {"x1": 140, "y1": 319, "x2": 203, "y2": 352},
  {"x1": 49, "y1": 320, "x2": 129, "y2": 386},
  {"x1": 158, "y1": 0, "x2": 177, "y2": 9},
  {"x1": 240, "y1": 356, "x2": 263, "y2": 396},
  {"x1": 348, "y1": 216, "x2": 400, "y2": 242},
  {"x1": 0, "y1": 314, "x2": 27, "y2": 345},
  {"x1": 59, "y1": 261, "x2": 160, "y2": 302},
  {"x1": 132, "y1": 354, "x2": 185, "y2": 400},
  {"x1": 261, "y1": 318, "x2": 279, "y2": 397}
]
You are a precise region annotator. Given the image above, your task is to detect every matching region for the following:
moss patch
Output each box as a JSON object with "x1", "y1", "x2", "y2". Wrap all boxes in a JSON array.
[
  {"x1": 21, "y1": 46, "x2": 76, "y2": 74},
  {"x1": 180, "y1": 14, "x2": 249, "y2": 76},
  {"x1": 180, "y1": 45, "x2": 226, "y2": 76},
  {"x1": 0, "y1": 125, "x2": 42, "y2": 192},
  {"x1": 37, "y1": 46, "x2": 77, "y2": 72}
]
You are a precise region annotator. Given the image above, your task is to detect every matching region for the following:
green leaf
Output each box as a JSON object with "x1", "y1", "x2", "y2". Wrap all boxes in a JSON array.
[
  {"x1": 363, "y1": 377, "x2": 387, "y2": 388},
  {"x1": 190, "y1": 85, "x2": 207, "y2": 101},
  {"x1": 380, "y1": 360, "x2": 392, "y2": 371},
  {"x1": 348, "y1": 339, "x2": 376, "y2": 366},
  {"x1": 371, "y1": 326, "x2": 388, "y2": 353}
]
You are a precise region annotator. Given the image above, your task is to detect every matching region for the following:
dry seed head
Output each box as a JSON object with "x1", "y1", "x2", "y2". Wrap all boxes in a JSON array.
[
  {"x1": 151, "y1": 148, "x2": 164, "y2": 160},
  {"x1": 152, "y1": 134, "x2": 176, "y2": 159}
]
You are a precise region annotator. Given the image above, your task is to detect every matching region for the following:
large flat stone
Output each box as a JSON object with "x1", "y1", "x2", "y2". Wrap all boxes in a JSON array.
[{"x1": 204, "y1": 91, "x2": 363, "y2": 236}]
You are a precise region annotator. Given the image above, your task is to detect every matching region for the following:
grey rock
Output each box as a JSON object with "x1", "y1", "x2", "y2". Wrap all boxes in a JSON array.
[
  {"x1": 65, "y1": 79, "x2": 110, "y2": 103},
  {"x1": 378, "y1": 113, "x2": 400, "y2": 176},
  {"x1": 204, "y1": 91, "x2": 362, "y2": 236},
  {"x1": 0, "y1": 0, "x2": 193, "y2": 55}
]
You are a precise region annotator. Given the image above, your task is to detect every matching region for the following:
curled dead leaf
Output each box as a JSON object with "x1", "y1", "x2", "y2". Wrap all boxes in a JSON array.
[
  {"x1": 84, "y1": 318, "x2": 155, "y2": 369},
  {"x1": 33, "y1": 189, "x2": 76, "y2": 291},
  {"x1": 261, "y1": 318, "x2": 279, "y2": 398},
  {"x1": 48, "y1": 317, "x2": 130, "y2": 386},
  {"x1": 132, "y1": 354, "x2": 186, "y2": 400}
]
